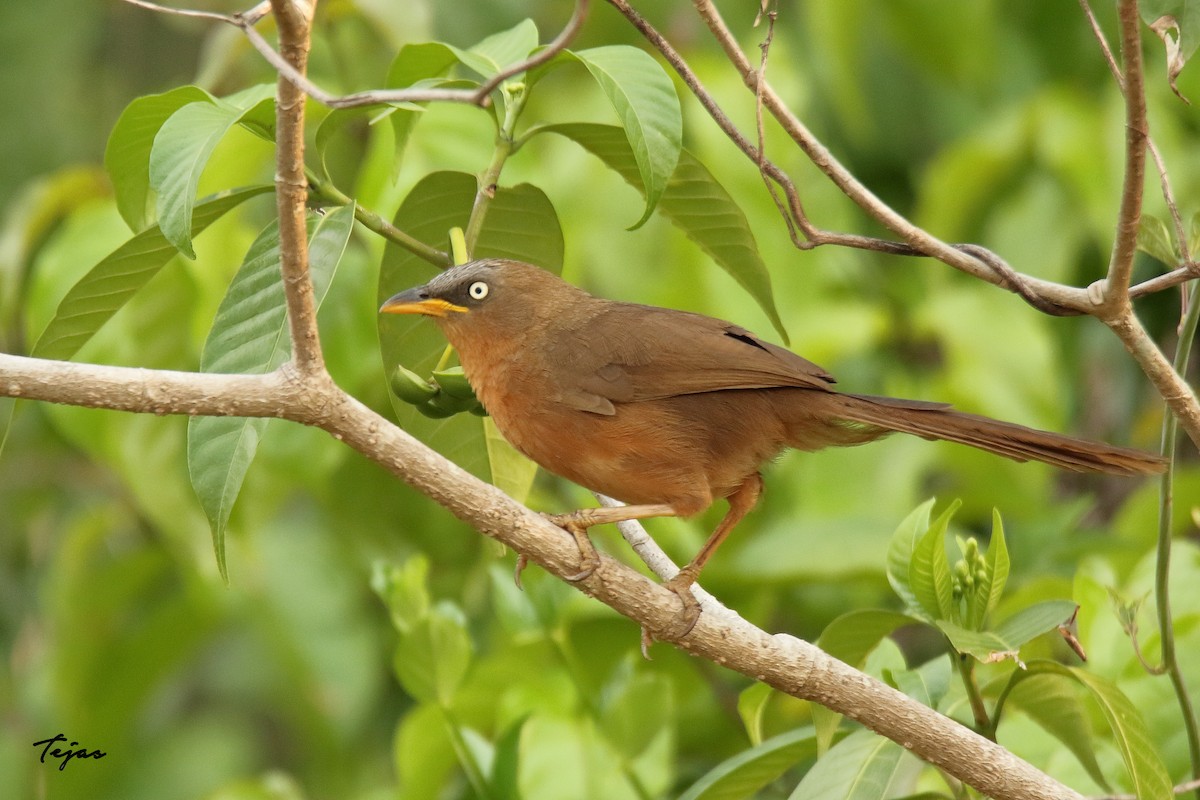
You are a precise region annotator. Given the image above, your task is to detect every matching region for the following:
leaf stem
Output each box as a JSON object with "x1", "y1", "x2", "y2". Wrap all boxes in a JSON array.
[
  {"x1": 464, "y1": 85, "x2": 526, "y2": 252},
  {"x1": 305, "y1": 169, "x2": 450, "y2": 267},
  {"x1": 1156, "y1": 273, "x2": 1200, "y2": 795},
  {"x1": 440, "y1": 707, "x2": 493, "y2": 799},
  {"x1": 955, "y1": 654, "x2": 991, "y2": 735}
]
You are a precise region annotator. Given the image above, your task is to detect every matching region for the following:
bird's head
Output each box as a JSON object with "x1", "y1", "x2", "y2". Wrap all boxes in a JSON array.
[{"x1": 380, "y1": 259, "x2": 587, "y2": 347}]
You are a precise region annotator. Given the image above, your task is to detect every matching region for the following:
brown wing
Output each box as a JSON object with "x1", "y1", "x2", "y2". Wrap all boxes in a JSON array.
[{"x1": 547, "y1": 302, "x2": 836, "y2": 413}]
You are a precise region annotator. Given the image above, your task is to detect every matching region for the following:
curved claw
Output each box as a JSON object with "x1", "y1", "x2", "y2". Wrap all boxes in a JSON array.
[
  {"x1": 662, "y1": 574, "x2": 703, "y2": 638},
  {"x1": 513, "y1": 554, "x2": 529, "y2": 589},
  {"x1": 543, "y1": 512, "x2": 601, "y2": 583},
  {"x1": 638, "y1": 575, "x2": 703, "y2": 658}
]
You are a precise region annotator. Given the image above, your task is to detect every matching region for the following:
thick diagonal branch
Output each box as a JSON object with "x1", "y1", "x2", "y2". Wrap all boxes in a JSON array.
[{"x1": 0, "y1": 350, "x2": 1083, "y2": 800}]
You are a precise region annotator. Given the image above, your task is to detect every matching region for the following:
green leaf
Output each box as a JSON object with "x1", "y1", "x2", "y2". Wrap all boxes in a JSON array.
[
  {"x1": 371, "y1": 556, "x2": 432, "y2": 635},
  {"x1": 1136, "y1": 214, "x2": 1180, "y2": 267},
  {"x1": 885, "y1": 656, "x2": 951, "y2": 710},
  {"x1": 937, "y1": 600, "x2": 1077, "y2": 663},
  {"x1": 990, "y1": 600, "x2": 1078, "y2": 649},
  {"x1": 31, "y1": 186, "x2": 274, "y2": 361},
  {"x1": 0, "y1": 166, "x2": 110, "y2": 338},
  {"x1": 599, "y1": 670, "x2": 672, "y2": 761},
  {"x1": 467, "y1": 18, "x2": 539, "y2": 76},
  {"x1": 105, "y1": 86, "x2": 214, "y2": 232},
  {"x1": 543, "y1": 122, "x2": 787, "y2": 343},
  {"x1": 818, "y1": 610, "x2": 919, "y2": 668},
  {"x1": 490, "y1": 715, "x2": 528, "y2": 800},
  {"x1": 737, "y1": 682, "x2": 774, "y2": 747},
  {"x1": 568, "y1": 47, "x2": 682, "y2": 229},
  {"x1": 393, "y1": 603, "x2": 473, "y2": 706},
  {"x1": 377, "y1": 171, "x2": 563, "y2": 500},
  {"x1": 385, "y1": 43, "x2": 459, "y2": 159},
  {"x1": 969, "y1": 509, "x2": 1009, "y2": 630},
  {"x1": 788, "y1": 728, "x2": 908, "y2": 800},
  {"x1": 484, "y1": 417, "x2": 538, "y2": 506},
  {"x1": 886, "y1": 499, "x2": 937, "y2": 621},
  {"x1": 1001, "y1": 672, "x2": 1110, "y2": 790},
  {"x1": 677, "y1": 726, "x2": 820, "y2": 800},
  {"x1": 187, "y1": 204, "x2": 354, "y2": 579},
  {"x1": 909, "y1": 501, "x2": 960, "y2": 623},
  {"x1": 1012, "y1": 663, "x2": 1173, "y2": 800},
  {"x1": 149, "y1": 86, "x2": 275, "y2": 257}
]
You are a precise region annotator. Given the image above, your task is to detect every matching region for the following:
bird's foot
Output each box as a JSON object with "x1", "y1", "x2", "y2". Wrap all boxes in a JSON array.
[
  {"x1": 640, "y1": 573, "x2": 702, "y2": 658},
  {"x1": 543, "y1": 512, "x2": 602, "y2": 582},
  {"x1": 513, "y1": 554, "x2": 528, "y2": 589}
]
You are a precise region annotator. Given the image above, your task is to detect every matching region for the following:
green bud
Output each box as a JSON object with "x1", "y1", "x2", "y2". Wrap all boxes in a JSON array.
[
  {"x1": 428, "y1": 391, "x2": 477, "y2": 415},
  {"x1": 414, "y1": 397, "x2": 458, "y2": 418},
  {"x1": 432, "y1": 366, "x2": 478, "y2": 400},
  {"x1": 391, "y1": 365, "x2": 437, "y2": 404}
]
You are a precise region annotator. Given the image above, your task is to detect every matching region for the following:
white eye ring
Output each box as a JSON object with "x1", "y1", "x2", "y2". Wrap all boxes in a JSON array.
[{"x1": 468, "y1": 281, "x2": 489, "y2": 300}]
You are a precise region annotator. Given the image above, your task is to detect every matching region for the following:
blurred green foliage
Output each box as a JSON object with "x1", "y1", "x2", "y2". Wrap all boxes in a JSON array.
[{"x1": 2, "y1": 1, "x2": 1199, "y2": 799}]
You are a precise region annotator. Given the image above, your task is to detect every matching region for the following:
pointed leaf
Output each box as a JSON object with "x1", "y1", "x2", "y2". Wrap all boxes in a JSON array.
[
  {"x1": 969, "y1": 508, "x2": 1009, "y2": 629},
  {"x1": 467, "y1": 18, "x2": 539, "y2": 76},
  {"x1": 909, "y1": 501, "x2": 960, "y2": 622},
  {"x1": 990, "y1": 600, "x2": 1079, "y2": 649},
  {"x1": 1137, "y1": 214, "x2": 1180, "y2": 267},
  {"x1": 937, "y1": 600, "x2": 1076, "y2": 663},
  {"x1": 885, "y1": 656, "x2": 951, "y2": 710},
  {"x1": 543, "y1": 122, "x2": 787, "y2": 343},
  {"x1": 31, "y1": 186, "x2": 274, "y2": 361},
  {"x1": 1012, "y1": 663, "x2": 1173, "y2": 800},
  {"x1": 149, "y1": 87, "x2": 275, "y2": 257},
  {"x1": 737, "y1": 682, "x2": 774, "y2": 747},
  {"x1": 385, "y1": 43, "x2": 459, "y2": 160},
  {"x1": 491, "y1": 715, "x2": 528, "y2": 800},
  {"x1": 1002, "y1": 672, "x2": 1110, "y2": 790},
  {"x1": 393, "y1": 602, "x2": 473, "y2": 707},
  {"x1": 568, "y1": 47, "x2": 682, "y2": 228},
  {"x1": 187, "y1": 204, "x2": 354, "y2": 578},
  {"x1": 677, "y1": 726, "x2": 820, "y2": 800},
  {"x1": 885, "y1": 499, "x2": 937, "y2": 620},
  {"x1": 789, "y1": 729, "x2": 908, "y2": 800},
  {"x1": 371, "y1": 555, "x2": 432, "y2": 635},
  {"x1": 377, "y1": 171, "x2": 562, "y2": 501},
  {"x1": 105, "y1": 86, "x2": 214, "y2": 232}
]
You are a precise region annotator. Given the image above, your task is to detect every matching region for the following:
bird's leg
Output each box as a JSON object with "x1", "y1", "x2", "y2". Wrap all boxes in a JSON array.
[
  {"x1": 543, "y1": 503, "x2": 678, "y2": 582},
  {"x1": 657, "y1": 475, "x2": 764, "y2": 640}
]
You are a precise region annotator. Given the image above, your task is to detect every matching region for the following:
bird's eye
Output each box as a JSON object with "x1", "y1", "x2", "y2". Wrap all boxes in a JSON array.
[{"x1": 468, "y1": 281, "x2": 489, "y2": 300}]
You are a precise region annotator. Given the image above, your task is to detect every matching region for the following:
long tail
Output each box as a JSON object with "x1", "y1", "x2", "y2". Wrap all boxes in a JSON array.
[{"x1": 813, "y1": 392, "x2": 1166, "y2": 477}]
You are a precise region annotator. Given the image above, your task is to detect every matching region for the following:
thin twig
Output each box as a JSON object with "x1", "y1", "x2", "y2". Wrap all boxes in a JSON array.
[
  {"x1": 1156, "y1": 273, "x2": 1200, "y2": 792},
  {"x1": 473, "y1": 0, "x2": 589, "y2": 101},
  {"x1": 123, "y1": 0, "x2": 588, "y2": 110},
  {"x1": 690, "y1": 0, "x2": 1021, "y2": 288},
  {"x1": 1130, "y1": 262, "x2": 1200, "y2": 299},
  {"x1": 306, "y1": 171, "x2": 450, "y2": 267},
  {"x1": 752, "y1": 5, "x2": 804, "y2": 248},
  {"x1": 1079, "y1": 0, "x2": 1123, "y2": 84},
  {"x1": 607, "y1": 0, "x2": 1096, "y2": 314},
  {"x1": 270, "y1": 0, "x2": 323, "y2": 375},
  {"x1": 1098, "y1": 0, "x2": 1148, "y2": 312},
  {"x1": 595, "y1": 493, "x2": 729, "y2": 620},
  {"x1": 1079, "y1": 0, "x2": 1194, "y2": 319}
]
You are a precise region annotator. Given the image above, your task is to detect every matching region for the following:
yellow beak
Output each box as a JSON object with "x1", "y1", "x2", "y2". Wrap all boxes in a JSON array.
[{"x1": 379, "y1": 289, "x2": 467, "y2": 317}]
